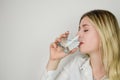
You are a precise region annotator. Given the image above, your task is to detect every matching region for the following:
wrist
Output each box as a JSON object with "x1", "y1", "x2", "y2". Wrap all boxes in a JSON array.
[{"x1": 46, "y1": 59, "x2": 61, "y2": 71}]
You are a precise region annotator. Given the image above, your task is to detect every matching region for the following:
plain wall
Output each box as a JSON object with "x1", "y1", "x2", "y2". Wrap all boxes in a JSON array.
[{"x1": 0, "y1": 0, "x2": 120, "y2": 80}]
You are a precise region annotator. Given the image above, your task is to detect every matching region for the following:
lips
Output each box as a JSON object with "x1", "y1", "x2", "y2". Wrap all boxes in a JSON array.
[{"x1": 78, "y1": 42, "x2": 84, "y2": 47}]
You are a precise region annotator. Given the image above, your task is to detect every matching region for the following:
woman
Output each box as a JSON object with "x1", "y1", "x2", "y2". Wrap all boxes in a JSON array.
[{"x1": 41, "y1": 9, "x2": 120, "y2": 80}]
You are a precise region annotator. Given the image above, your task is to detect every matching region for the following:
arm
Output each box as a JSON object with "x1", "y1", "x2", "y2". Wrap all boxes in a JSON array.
[
  {"x1": 41, "y1": 31, "x2": 77, "y2": 80},
  {"x1": 40, "y1": 59, "x2": 72, "y2": 80}
]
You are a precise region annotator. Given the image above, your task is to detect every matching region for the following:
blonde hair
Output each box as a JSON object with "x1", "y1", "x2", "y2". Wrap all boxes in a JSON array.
[{"x1": 80, "y1": 10, "x2": 120, "y2": 80}]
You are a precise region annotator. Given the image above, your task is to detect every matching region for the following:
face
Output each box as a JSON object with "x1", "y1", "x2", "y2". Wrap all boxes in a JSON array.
[{"x1": 77, "y1": 17, "x2": 100, "y2": 54}]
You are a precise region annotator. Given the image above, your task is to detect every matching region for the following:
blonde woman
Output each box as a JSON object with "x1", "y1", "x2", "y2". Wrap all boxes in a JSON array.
[{"x1": 41, "y1": 10, "x2": 120, "y2": 80}]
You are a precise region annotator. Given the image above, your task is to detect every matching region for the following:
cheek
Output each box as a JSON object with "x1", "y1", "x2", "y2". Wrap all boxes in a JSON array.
[
  {"x1": 88, "y1": 38, "x2": 100, "y2": 50},
  {"x1": 80, "y1": 34, "x2": 100, "y2": 53},
  {"x1": 87, "y1": 30, "x2": 100, "y2": 47}
]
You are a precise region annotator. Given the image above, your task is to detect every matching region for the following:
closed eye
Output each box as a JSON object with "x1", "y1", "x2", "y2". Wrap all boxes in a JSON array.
[{"x1": 84, "y1": 30, "x2": 88, "y2": 32}]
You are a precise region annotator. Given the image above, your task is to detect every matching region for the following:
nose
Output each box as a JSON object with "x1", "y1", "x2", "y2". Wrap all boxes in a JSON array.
[
  {"x1": 77, "y1": 30, "x2": 83, "y2": 38},
  {"x1": 77, "y1": 30, "x2": 84, "y2": 42}
]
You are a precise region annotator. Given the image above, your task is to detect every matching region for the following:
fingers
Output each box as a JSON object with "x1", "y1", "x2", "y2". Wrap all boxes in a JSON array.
[
  {"x1": 60, "y1": 31, "x2": 69, "y2": 39},
  {"x1": 50, "y1": 42, "x2": 57, "y2": 48},
  {"x1": 54, "y1": 38, "x2": 61, "y2": 43},
  {"x1": 69, "y1": 48, "x2": 78, "y2": 54},
  {"x1": 56, "y1": 31, "x2": 69, "y2": 42},
  {"x1": 50, "y1": 31, "x2": 70, "y2": 48}
]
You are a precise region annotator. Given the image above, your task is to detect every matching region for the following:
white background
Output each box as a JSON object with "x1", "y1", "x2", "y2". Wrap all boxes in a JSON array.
[{"x1": 0, "y1": 0, "x2": 120, "y2": 80}]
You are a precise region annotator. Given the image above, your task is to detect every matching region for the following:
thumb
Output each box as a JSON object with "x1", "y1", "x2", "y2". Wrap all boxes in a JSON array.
[{"x1": 69, "y1": 48, "x2": 78, "y2": 54}]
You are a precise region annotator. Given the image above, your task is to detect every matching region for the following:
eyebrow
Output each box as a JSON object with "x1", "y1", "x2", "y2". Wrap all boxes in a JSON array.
[{"x1": 79, "y1": 24, "x2": 89, "y2": 30}]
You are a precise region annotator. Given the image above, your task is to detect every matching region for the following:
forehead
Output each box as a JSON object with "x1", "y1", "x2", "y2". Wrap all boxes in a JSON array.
[
  {"x1": 80, "y1": 17, "x2": 92, "y2": 25},
  {"x1": 79, "y1": 17, "x2": 94, "y2": 28}
]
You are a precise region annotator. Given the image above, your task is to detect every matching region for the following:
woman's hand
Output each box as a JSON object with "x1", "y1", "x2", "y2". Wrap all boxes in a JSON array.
[
  {"x1": 50, "y1": 31, "x2": 78, "y2": 60},
  {"x1": 49, "y1": 31, "x2": 70, "y2": 61},
  {"x1": 47, "y1": 31, "x2": 77, "y2": 71}
]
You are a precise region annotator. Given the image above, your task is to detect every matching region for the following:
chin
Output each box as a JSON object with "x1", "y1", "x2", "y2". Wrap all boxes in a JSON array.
[{"x1": 79, "y1": 49, "x2": 87, "y2": 54}]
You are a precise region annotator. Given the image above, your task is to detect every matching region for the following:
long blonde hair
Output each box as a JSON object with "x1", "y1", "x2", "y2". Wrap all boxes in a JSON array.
[{"x1": 80, "y1": 10, "x2": 120, "y2": 80}]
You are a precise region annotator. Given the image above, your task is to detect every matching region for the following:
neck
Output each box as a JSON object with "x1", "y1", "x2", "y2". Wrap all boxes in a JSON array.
[{"x1": 89, "y1": 52, "x2": 106, "y2": 80}]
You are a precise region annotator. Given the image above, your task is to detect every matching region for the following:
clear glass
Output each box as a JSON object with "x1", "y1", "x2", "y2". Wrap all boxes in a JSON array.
[{"x1": 57, "y1": 35, "x2": 80, "y2": 53}]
